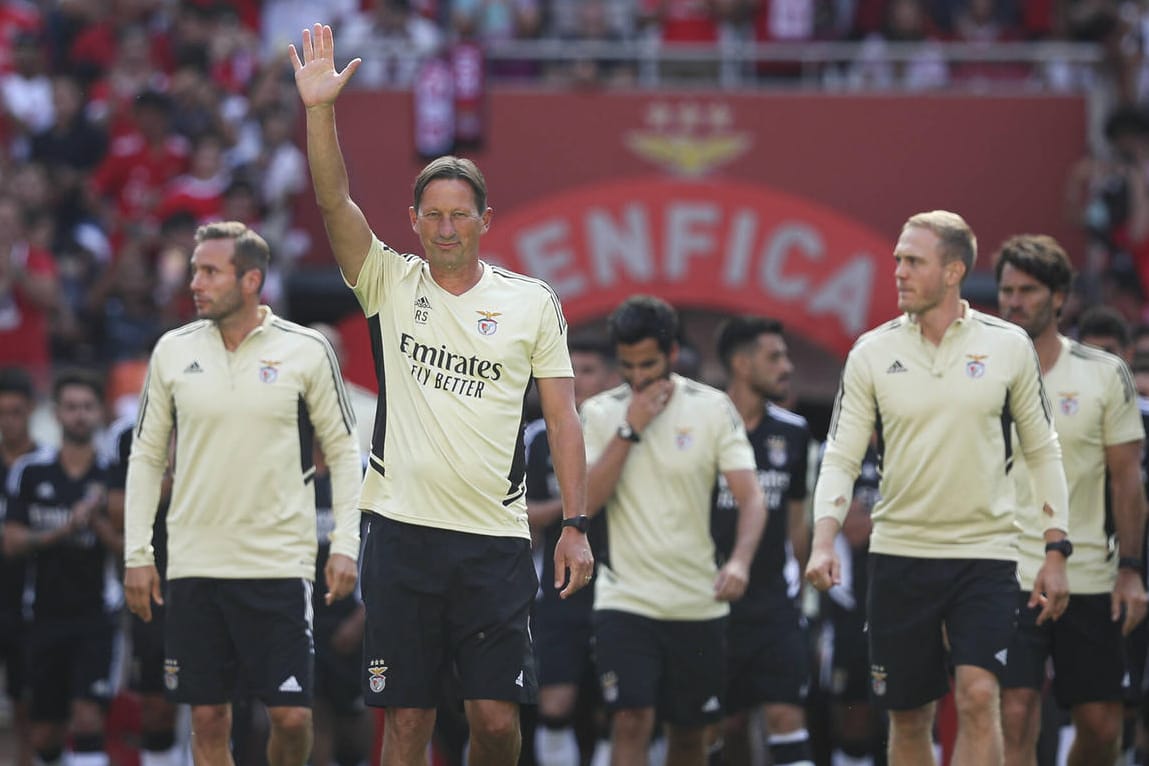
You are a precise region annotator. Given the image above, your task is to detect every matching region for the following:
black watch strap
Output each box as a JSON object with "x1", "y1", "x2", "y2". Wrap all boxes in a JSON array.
[
  {"x1": 561, "y1": 515, "x2": 590, "y2": 533},
  {"x1": 1119, "y1": 556, "x2": 1144, "y2": 572},
  {"x1": 1044, "y1": 539, "x2": 1073, "y2": 559}
]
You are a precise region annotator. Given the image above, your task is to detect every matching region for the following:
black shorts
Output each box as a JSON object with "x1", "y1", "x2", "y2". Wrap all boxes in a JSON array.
[
  {"x1": 129, "y1": 603, "x2": 166, "y2": 694},
  {"x1": 533, "y1": 598, "x2": 594, "y2": 687},
  {"x1": 25, "y1": 617, "x2": 117, "y2": 722},
  {"x1": 867, "y1": 554, "x2": 1019, "y2": 711},
  {"x1": 593, "y1": 609, "x2": 726, "y2": 727},
  {"x1": 314, "y1": 611, "x2": 365, "y2": 715},
  {"x1": 0, "y1": 614, "x2": 25, "y2": 702},
  {"x1": 164, "y1": 578, "x2": 315, "y2": 707},
  {"x1": 1125, "y1": 616, "x2": 1148, "y2": 707},
  {"x1": 725, "y1": 604, "x2": 810, "y2": 711},
  {"x1": 360, "y1": 516, "x2": 539, "y2": 708},
  {"x1": 1001, "y1": 591, "x2": 1127, "y2": 707},
  {"x1": 823, "y1": 605, "x2": 870, "y2": 704}
]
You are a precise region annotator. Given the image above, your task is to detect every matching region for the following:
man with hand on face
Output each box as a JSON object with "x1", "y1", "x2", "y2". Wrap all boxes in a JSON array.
[
  {"x1": 124, "y1": 222, "x2": 363, "y2": 766},
  {"x1": 292, "y1": 22, "x2": 591, "y2": 766},
  {"x1": 581, "y1": 294, "x2": 767, "y2": 766},
  {"x1": 806, "y1": 211, "x2": 1071, "y2": 766},
  {"x1": 994, "y1": 234, "x2": 1147, "y2": 766}
]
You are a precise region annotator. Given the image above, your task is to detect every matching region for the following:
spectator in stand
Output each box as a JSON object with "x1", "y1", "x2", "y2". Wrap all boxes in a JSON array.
[
  {"x1": 0, "y1": 30, "x2": 53, "y2": 157},
  {"x1": 547, "y1": 0, "x2": 637, "y2": 87},
  {"x1": 67, "y1": 1, "x2": 172, "y2": 83},
  {"x1": 750, "y1": 0, "x2": 851, "y2": 81},
  {"x1": 85, "y1": 24, "x2": 171, "y2": 140},
  {"x1": 0, "y1": 1, "x2": 42, "y2": 76},
  {"x1": 89, "y1": 89, "x2": 190, "y2": 242},
  {"x1": 206, "y1": 6, "x2": 261, "y2": 98},
  {"x1": 155, "y1": 131, "x2": 229, "y2": 225},
  {"x1": 549, "y1": 0, "x2": 636, "y2": 40},
  {"x1": 849, "y1": 0, "x2": 949, "y2": 90},
  {"x1": 96, "y1": 247, "x2": 163, "y2": 365},
  {"x1": 167, "y1": 58, "x2": 236, "y2": 145},
  {"x1": 29, "y1": 74, "x2": 108, "y2": 236},
  {"x1": 0, "y1": 194, "x2": 58, "y2": 389},
  {"x1": 637, "y1": 0, "x2": 743, "y2": 80},
  {"x1": 949, "y1": 0, "x2": 1030, "y2": 86},
  {"x1": 450, "y1": 0, "x2": 545, "y2": 79},
  {"x1": 242, "y1": 106, "x2": 306, "y2": 224},
  {"x1": 339, "y1": 0, "x2": 444, "y2": 89}
]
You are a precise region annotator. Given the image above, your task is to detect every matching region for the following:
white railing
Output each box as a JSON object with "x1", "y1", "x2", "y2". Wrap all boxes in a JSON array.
[{"x1": 481, "y1": 38, "x2": 1107, "y2": 90}]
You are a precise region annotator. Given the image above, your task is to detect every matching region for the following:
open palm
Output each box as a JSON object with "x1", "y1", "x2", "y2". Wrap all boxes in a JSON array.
[{"x1": 289, "y1": 23, "x2": 361, "y2": 109}]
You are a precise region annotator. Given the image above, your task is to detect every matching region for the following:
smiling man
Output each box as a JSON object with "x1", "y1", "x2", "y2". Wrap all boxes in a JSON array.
[
  {"x1": 292, "y1": 22, "x2": 591, "y2": 766},
  {"x1": 994, "y1": 234, "x2": 1147, "y2": 766},
  {"x1": 806, "y1": 211, "x2": 1071, "y2": 766}
]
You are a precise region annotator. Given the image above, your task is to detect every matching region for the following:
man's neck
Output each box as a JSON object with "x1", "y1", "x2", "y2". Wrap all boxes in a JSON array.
[
  {"x1": 726, "y1": 380, "x2": 766, "y2": 431},
  {"x1": 914, "y1": 294, "x2": 964, "y2": 346},
  {"x1": 1032, "y1": 326, "x2": 1063, "y2": 375},
  {"x1": 59, "y1": 440, "x2": 94, "y2": 479},
  {"x1": 216, "y1": 305, "x2": 264, "y2": 352},
  {"x1": 430, "y1": 260, "x2": 483, "y2": 296}
]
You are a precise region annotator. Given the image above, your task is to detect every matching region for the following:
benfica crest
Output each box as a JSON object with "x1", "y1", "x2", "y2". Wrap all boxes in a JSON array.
[
  {"x1": 965, "y1": 354, "x2": 987, "y2": 379},
  {"x1": 1059, "y1": 393, "x2": 1079, "y2": 416},
  {"x1": 767, "y1": 435, "x2": 788, "y2": 467},
  {"x1": 870, "y1": 666, "x2": 888, "y2": 697},
  {"x1": 368, "y1": 660, "x2": 388, "y2": 693},
  {"x1": 259, "y1": 359, "x2": 280, "y2": 384},
  {"x1": 476, "y1": 310, "x2": 501, "y2": 336}
]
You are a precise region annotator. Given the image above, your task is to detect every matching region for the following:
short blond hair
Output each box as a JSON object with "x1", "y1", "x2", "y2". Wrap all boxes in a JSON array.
[{"x1": 903, "y1": 210, "x2": 977, "y2": 280}]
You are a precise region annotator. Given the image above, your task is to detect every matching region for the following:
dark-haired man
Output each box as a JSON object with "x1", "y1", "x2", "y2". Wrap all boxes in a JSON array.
[
  {"x1": 124, "y1": 222, "x2": 363, "y2": 766},
  {"x1": 292, "y1": 24, "x2": 591, "y2": 766},
  {"x1": 4, "y1": 369, "x2": 120, "y2": 766},
  {"x1": 582, "y1": 295, "x2": 767, "y2": 766},
  {"x1": 712, "y1": 316, "x2": 813, "y2": 766},
  {"x1": 995, "y1": 234, "x2": 1147, "y2": 766}
]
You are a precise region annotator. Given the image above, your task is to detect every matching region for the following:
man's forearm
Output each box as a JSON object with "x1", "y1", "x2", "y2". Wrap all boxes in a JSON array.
[
  {"x1": 306, "y1": 106, "x2": 351, "y2": 212},
  {"x1": 586, "y1": 439, "x2": 631, "y2": 515},
  {"x1": 1112, "y1": 466, "x2": 1147, "y2": 558}
]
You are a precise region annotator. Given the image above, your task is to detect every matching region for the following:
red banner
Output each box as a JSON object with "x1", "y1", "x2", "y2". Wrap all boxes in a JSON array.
[{"x1": 484, "y1": 177, "x2": 897, "y2": 357}]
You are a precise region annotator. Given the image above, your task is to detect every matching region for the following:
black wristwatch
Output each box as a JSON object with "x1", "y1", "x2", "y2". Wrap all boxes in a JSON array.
[
  {"x1": 1044, "y1": 539, "x2": 1074, "y2": 559},
  {"x1": 1119, "y1": 556, "x2": 1144, "y2": 572},
  {"x1": 617, "y1": 422, "x2": 641, "y2": 443},
  {"x1": 561, "y1": 515, "x2": 590, "y2": 533}
]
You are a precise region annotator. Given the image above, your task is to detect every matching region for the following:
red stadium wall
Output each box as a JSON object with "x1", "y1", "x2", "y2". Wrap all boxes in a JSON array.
[{"x1": 302, "y1": 89, "x2": 1086, "y2": 386}]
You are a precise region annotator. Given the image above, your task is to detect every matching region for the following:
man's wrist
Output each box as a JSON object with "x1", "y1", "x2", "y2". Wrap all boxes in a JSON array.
[{"x1": 1119, "y1": 556, "x2": 1144, "y2": 572}]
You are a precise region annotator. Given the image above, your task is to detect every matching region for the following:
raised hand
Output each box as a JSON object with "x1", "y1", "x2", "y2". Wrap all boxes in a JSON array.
[{"x1": 289, "y1": 23, "x2": 361, "y2": 109}]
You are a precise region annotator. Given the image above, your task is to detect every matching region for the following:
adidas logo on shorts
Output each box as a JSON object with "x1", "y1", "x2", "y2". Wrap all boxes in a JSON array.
[
  {"x1": 278, "y1": 676, "x2": 303, "y2": 693},
  {"x1": 515, "y1": 670, "x2": 524, "y2": 687},
  {"x1": 701, "y1": 696, "x2": 720, "y2": 713}
]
